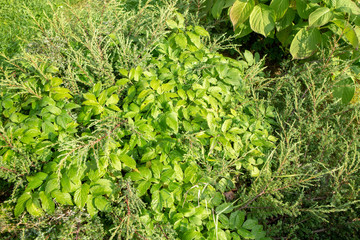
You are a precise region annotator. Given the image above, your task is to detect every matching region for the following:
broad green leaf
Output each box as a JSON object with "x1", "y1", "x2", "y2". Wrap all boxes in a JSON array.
[
  {"x1": 332, "y1": 0, "x2": 360, "y2": 15},
  {"x1": 136, "y1": 167, "x2": 151, "y2": 180},
  {"x1": 151, "y1": 189, "x2": 174, "y2": 212},
  {"x1": 25, "y1": 128, "x2": 41, "y2": 138},
  {"x1": 45, "y1": 105, "x2": 62, "y2": 115},
  {"x1": 60, "y1": 173, "x2": 72, "y2": 193},
  {"x1": 250, "y1": 166, "x2": 260, "y2": 177},
  {"x1": 41, "y1": 96, "x2": 55, "y2": 106},
  {"x1": 276, "y1": 8, "x2": 295, "y2": 31},
  {"x1": 9, "y1": 113, "x2": 28, "y2": 123},
  {"x1": 151, "y1": 161, "x2": 163, "y2": 179},
  {"x1": 231, "y1": 232, "x2": 241, "y2": 240},
  {"x1": 229, "y1": 211, "x2": 246, "y2": 230},
  {"x1": 83, "y1": 92, "x2": 97, "y2": 101},
  {"x1": 333, "y1": 78, "x2": 355, "y2": 104},
  {"x1": 46, "y1": 65, "x2": 59, "y2": 73},
  {"x1": 166, "y1": 112, "x2": 178, "y2": 133},
  {"x1": 290, "y1": 27, "x2": 321, "y2": 59},
  {"x1": 249, "y1": 4, "x2": 276, "y2": 37},
  {"x1": 296, "y1": 0, "x2": 318, "y2": 19},
  {"x1": 174, "y1": 163, "x2": 183, "y2": 182},
  {"x1": 212, "y1": 0, "x2": 225, "y2": 19},
  {"x1": 184, "y1": 165, "x2": 198, "y2": 184},
  {"x1": 237, "y1": 227, "x2": 254, "y2": 238},
  {"x1": 87, "y1": 195, "x2": 98, "y2": 217},
  {"x1": 151, "y1": 191, "x2": 162, "y2": 212},
  {"x1": 53, "y1": 93, "x2": 72, "y2": 101},
  {"x1": 98, "y1": 91, "x2": 107, "y2": 105},
  {"x1": 242, "y1": 219, "x2": 258, "y2": 229},
  {"x1": 92, "y1": 82, "x2": 102, "y2": 96},
  {"x1": 94, "y1": 196, "x2": 111, "y2": 211},
  {"x1": 175, "y1": 12, "x2": 185, "y2": 28},
  {"x1": 269, "y1": 0, "x2": 289, "y2": 20},
  {"x1": 175, "y1": 33, "x2": 187, "y2": 49},
  {"x1": 51, "y1": 190, "x2": 73, "y2": 205},
  {"x1": 230, "y1": 0, "x2": 255, "y2": 28},
  {"x1": 26, "y1": 197, "x2": 44, "y2": 217},
  {"x1": 276, "y1": 25, "x2": 293, "y2": 46},
  {"x1": 243, "y1": 50, "x2": 254, "y2": 65},
  {"x1": 74, "y1": 183, "x2": 90, "y2": 209},
  {"x1": 2, "y1": 98, "x2": 13, "y2": 109},
  {"x1": 183, "y1": 230, "x2": 203, "y2": 240},
  {"x1": 166, "y1": 19, "x2": 178, "y2": 29},
  {"x1": 25, "y1": 179, "x2": 43, "y2": 192},
  {"x1": 160, "y1": 169, "x2": 176, "y2": 183},
  {"x1": 26, "y1": 172, "x2": 48, "y2": 182},
  {"x1": 65, "y1": 103, "x2": 81, "y2": 110},
  {"x1": 150, "y1": 79, "x2": 161, "y2": 90},
  {"x1": 43, "y1": 162, "x2": 57, "y2": 173},
  {"x1": 14, "y1": 192, "x2": 31, "y2": 217},
  {"x1": 90, "y1": 179, "x2": 113, "y2": 195},
  {"x1": 105, "y1": 94, "x2": 119, "y2": 105},
  {"x1": 235, "y1": 20, "x2": 253, "y2": 38},
  {"x1": 83, "y1": 99, "x2": 99, "y2": 106},
  {"x1": 187, "y1": 32, "x2": 202, "y2": 49},
  {"x1": 160, "y1": 189, "x2": 173, "y2": 208},
  {"x1": 119, "y1": 154, "x2": 137, "y2": 169},
  {"x1": 110, "y1": 153, "x2": 122, "y2": 171},
  {"x1": 50, "y1": 77, "x2": 62, "y2": 87},
  {"x1": 194, "y1": 26, "x2": 210, "y2": 37},
  {"x1": 332, "y1": 19, "x2": 359, "y2": 48},
  {"x1": 309, "y1": 7, "x2": 333, "y2": 27},
  {"x1": 39, "y1": 191, "x2": 55, "y2": 214},
  {"x1": 207, "y1": 112, "x2": 216, "y2": 132},
  {"x1": 42, "y1": 121, "x2": 55, "y2": 134},
  {"x1": 137, "y1": 180, "x2": 151, "y2": 197},
  {"x1": 252, "y1": 225, "x2": 266, "y2": 239},
  {"x1": 216, "y1": 202, "x2": 236, "y2": 214},
  {"x1": 45, "y1": 178, "x2": 60, "y2": 194},
  {"x1": 56, "y1": 113, "x2": 72, "y2": 129}
]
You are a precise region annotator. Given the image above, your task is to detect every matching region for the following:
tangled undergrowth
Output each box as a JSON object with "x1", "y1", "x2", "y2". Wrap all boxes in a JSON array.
[{"x1": 0, "y1": 0, "x2": 359, "y2": 239}]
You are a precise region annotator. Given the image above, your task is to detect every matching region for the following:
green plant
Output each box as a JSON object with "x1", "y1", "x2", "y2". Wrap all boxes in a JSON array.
[
  {"x1": 1, "y1": 8, "x2": 275, "y2": 238},
  {"x1": 0, "y1": 0, "x2": 83, "y2": 58},
  {"x1": 204, "y1": 0, "x2": 360, "y2": 59},
  {"x1": 234, "y1": 46, "x2": 360, "y2": 239}
]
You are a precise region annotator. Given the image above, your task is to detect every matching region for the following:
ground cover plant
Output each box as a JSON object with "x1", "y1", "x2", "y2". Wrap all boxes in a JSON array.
[
  {"x1": 0, "y1": 0, "x2": 360, "y2": 239},
  {"x1": 0, "y1": 0, "x2": 84, "y2": 57}
]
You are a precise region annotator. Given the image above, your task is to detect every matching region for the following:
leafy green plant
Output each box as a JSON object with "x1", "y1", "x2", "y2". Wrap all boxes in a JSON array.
[
  {"x1": 234, "y1": 46, "x2": 360, "y2": 239},
  {"x1": 205, "y1": 0, "x2": 360, "y2": 59},
  {"x1": 1, "y1": 12, "x2": 274, "y2": 238}
]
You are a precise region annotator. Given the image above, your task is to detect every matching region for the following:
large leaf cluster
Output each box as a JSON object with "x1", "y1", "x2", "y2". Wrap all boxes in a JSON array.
[{"x1": 207, "y1": 0, "x2": 360, "y2": 59}]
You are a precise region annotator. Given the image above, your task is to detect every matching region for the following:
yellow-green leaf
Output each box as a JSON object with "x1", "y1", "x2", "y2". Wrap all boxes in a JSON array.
[
  {"x1": 230, "y1": 0, "x2": 255, "y2": 28},
  {"x1": 249, "y1": 4, "x2": 276, "y2": 37}
]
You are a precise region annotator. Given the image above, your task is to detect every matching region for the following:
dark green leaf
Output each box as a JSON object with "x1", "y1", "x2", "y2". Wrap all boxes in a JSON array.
[{"x1": 242, "y1": 219, "x2": 258, "y2": 230}]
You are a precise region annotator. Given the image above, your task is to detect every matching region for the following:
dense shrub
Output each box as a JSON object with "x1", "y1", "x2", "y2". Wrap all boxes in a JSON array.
[
  {"x1": 0, "y1": 2, "x2": 274, "y2": 238},
  {"x1": 1, "y1": 0, "x2": 359, "y2": 239}
]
